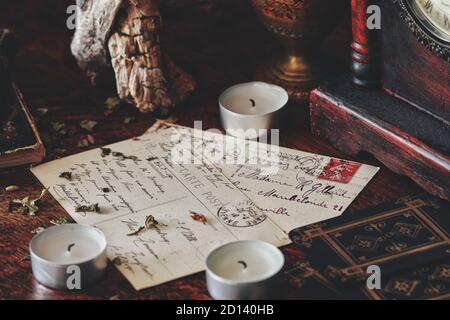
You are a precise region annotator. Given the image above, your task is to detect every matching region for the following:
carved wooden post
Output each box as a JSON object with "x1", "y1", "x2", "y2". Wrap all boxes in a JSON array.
[{"x1": 351, "y1": 0, "x2": 380, "y2": 88}]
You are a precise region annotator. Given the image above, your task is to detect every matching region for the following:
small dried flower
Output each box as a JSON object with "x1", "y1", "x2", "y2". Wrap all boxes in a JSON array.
[
  {"x1": 190, "y1": 211, "x2": 208, "y2": 225},
  {"x1": 127, "y1": 215, "x2": 166, "y2": 236},
  {"x1": 53, "y1": 148, "x2": 67, "y2": 156}
]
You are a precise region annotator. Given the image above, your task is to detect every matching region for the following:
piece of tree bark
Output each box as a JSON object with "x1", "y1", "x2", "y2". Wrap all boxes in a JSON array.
[{"x1": 71, "y1": 0, "x2": 195, "y2": 113}]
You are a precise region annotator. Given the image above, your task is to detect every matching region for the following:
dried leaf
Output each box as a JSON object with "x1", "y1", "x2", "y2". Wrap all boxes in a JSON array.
[
  {"x1": 59, "y1": 171, "x2": 73, "y2": 181},
  {"x1": 75, "y1": 203, "x2": 101, "y2": 213},
  {"x1": 11, "y1": 189, "x2": 47, "y2": 216},
  {"x1": 101, "y1": 147, "x2": 112, "y2": 157},
  {"x1": 80, "y1": 120, "x2": 98, "y2": 132},
  {"x1": 31, "y1": 227, "x2": 46, "y2": 234}
]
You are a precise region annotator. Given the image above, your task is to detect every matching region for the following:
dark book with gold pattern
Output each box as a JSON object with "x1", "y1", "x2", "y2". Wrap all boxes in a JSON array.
[{"x1": 287, "y1": 194, "x2": 450, "y2": 300}]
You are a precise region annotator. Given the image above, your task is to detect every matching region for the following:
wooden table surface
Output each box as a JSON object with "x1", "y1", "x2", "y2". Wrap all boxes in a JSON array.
[{"x1": 0, "y1": 0, "x2": 422, "y2": 300}]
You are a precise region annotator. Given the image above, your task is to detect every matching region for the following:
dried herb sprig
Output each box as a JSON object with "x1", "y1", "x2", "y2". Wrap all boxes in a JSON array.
[
  {"x1": 75, "y1": 203, "x2": 101, "y2": 213},
  {"x1": 59, "y1": 171, "x2": 73, "y2": 181},
  {"x1": 190, "y1": 211, "x2": 208, "y2": 225},
  {"x1": 127, "y1": 215, "x2": 166, "y2": 236},
  {"x1": 11, "y1": 189, "x2": 47, "y2": 216},
  {"x1": 112, "y1": 151, "x2": 139, "y2": 161},
  {"x1": 50, "y1": 217, "x2": 69, "y2": 225}
]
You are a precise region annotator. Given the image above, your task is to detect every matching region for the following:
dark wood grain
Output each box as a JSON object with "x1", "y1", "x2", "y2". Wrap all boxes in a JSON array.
[
  {"x1": 0, "y1": 0, "x2": 422, "y2": 300},
  {"x1": 310, "y1": 77, "x2": 450, "y2": 200}
]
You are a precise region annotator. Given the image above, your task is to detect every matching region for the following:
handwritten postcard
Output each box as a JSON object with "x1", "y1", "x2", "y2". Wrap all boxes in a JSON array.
[
  {"x1": 31, "y1": 122, "x2": 378, "y2": 290},
  {"x1": 152, "y1": 123, "x2": 380, "y2": 233}
]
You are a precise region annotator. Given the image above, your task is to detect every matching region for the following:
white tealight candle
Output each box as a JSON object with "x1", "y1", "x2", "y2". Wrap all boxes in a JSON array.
[
  {"x1": 206, "y1": 240, "x2": 285, "y2": 300},
  {"x1": 30, "y1": 224, "x2": 107, "y2": 290},
  {"x1": 219, "y1": 82, "x2": 289, "y2": 139}
]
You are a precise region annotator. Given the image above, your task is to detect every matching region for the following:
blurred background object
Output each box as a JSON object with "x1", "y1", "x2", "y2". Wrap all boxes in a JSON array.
[
  {"x1": 0, "y1": 28, "x2": 45, "y2": 168},
  {"x1": 250, "y1": 0, "x2": 347, "y2": 104}
]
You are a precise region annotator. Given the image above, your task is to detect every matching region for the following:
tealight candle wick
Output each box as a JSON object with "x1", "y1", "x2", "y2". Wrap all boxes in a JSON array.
[
  {"x1": 67, "y1": 243, "x2": 75, "y2": 252},
  {"x1": 238, "y1": 260, "x2": 247, "y2": 269},
  {"x1": 249, "y1": 99, "x2": 256, "y2": 108}
]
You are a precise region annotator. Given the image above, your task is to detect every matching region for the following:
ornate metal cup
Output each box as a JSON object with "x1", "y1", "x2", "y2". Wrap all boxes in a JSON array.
[{"x1": 250, "y1": 0, "x2": 346, "y2": 103}]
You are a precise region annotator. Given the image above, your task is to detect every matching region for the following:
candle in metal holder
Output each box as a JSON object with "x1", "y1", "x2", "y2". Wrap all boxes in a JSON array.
[
  {"x1": 219, "y1": 82, "x2": 288, "y2": 139},
  {"x1": 206, "y1": 240, "x2": 285, "y2": 300},
  {"x1": 30, "y1": 224, "x2": 107, "y2": 290}
]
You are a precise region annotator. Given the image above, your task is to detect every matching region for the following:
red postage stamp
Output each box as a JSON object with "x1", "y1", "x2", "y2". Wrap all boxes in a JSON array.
[{"x1": 318, "y1": 159, "x2": 361, "y2": 184}]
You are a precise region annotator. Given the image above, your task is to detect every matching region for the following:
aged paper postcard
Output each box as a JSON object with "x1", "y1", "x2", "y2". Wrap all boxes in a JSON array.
[
  {"x1": 31, "y1": 122, "x2": 378, "y2": 290},
  {"x1": 152, "y1": 123, "x2": 380, "y2": 233}
]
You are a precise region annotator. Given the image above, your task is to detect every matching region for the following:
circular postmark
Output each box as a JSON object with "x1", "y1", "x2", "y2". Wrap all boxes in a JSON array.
[{"x1": 218, "y1": 199, "x2": 267, "y2": 228}]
